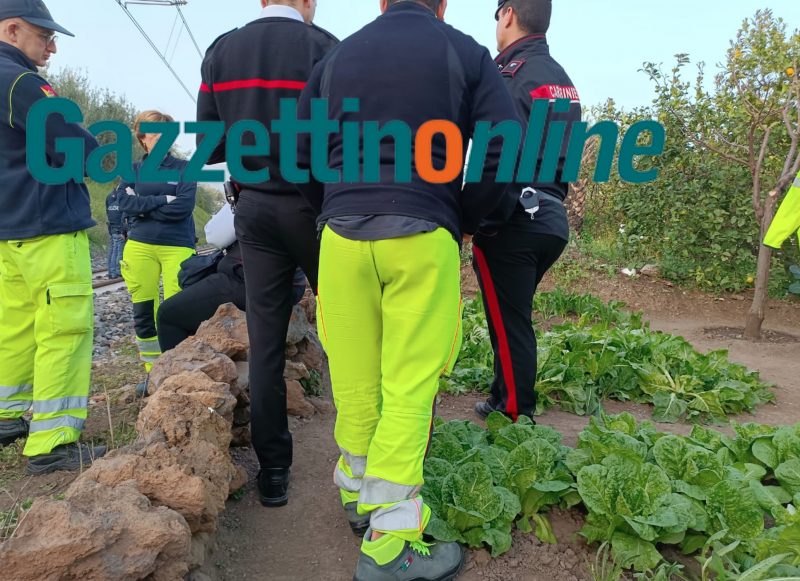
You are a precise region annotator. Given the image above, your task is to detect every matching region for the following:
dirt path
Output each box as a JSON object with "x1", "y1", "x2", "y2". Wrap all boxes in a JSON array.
[{"x1": 204, "y1": 272, "x2": 799, "y2": 581}]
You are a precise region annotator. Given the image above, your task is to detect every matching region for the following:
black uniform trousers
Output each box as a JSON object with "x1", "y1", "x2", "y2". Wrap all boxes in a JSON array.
[
  {"x1": 157, "y1": 271, "x2": 246, "y2": 352},
  {"x1": 472, "y1": 212, "x2": 567, "y2": 420},
  {"x1": 234, "y1": 190, "x2": 320, "y2": 469}
]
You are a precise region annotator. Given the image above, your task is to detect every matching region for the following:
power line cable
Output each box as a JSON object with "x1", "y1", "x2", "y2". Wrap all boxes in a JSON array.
[
  {"x1": 169, "y1": 20, "x2": 184, "y2": 63},
  {"x1": 164, "y1": 9, "x2": 179, "y2": 55},
  {"x1": 176, "y1": 5, "x2": 204, "y2": 59},
  {"x1": 112, "y1": 0, "x2": 196, "y2": 103}
]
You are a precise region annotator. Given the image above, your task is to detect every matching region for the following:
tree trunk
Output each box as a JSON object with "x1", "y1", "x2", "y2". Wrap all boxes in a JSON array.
[
  {"x1": 566, "y1": 138, "x2": 599, "y2": 234},
  {"x1": 566, "y1": 183, "x2": 587, "y2": 233},
  {"x1": 744, "y1": 192, "x2": 779, "y2": 340}
]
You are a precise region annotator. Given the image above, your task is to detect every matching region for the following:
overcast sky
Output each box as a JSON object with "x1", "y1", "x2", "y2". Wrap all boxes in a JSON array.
[{"x1": 46, "y1": 0, "x2": 799, "y2": 155}]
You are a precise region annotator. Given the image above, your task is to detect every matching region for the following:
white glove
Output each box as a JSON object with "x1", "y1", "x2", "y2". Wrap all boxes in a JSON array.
[
  {"x1": 125, "y1": 187, "x2": 136, "y2": 196},
  {"x1": 166, "y1": 195, "x2": 177, "y2": 204}
]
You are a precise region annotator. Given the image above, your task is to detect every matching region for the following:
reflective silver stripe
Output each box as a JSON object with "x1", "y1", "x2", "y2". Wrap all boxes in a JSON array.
[
  {"x1": 0, "y1": 384, "x2": 33, "y2": 398},
  {"x1": 136, "y1": 338, "x2": 160, "y2": 350},
  {"x1": 370, "y1": 498, "x2": 425, "y2": 533},
  {"x1": 360, "y1": 477, "x2": 420, "y2": 505},
  {"x1": 29, "y1": 415, "x2": 85, "y2": 433},
  {"x1": 32, "y1": 396, "x2": 89, "y2": 414},
  {"x1": 340, "y1": 449, "x2": 367, "y2": 477},
  {"x1": 0, "y1": 400, "x2": 31, "y2": 412},
  {"x1": 140, "y1": 353, "x2": 160, "y2": 363},
  {"x1": 334, "y1": 468, "x2": 363, "y2": 493},
  {"x1": 794, "y1": 176, "x2": 800, "y2": 188}
]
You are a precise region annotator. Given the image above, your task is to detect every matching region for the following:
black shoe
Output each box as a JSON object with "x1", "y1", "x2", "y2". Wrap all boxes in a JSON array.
[
  {"x1": 474, "y1": 400, "x2": 497, "y2": 420},
  {"x1": 257, "y1": 468, "x2": 289, "y2": 507},
  {"x1": 26, "y1": 442, "x2": 107, "y2": 475},
  {"x1": 136, "y1": 377, "x2": 149, "y2": 397},
  {"x1": 474, "y1": 400, "x2": 535, "y2": 423},
  {"x1": 344, "y1": 502, "x2": 370, "y2": 537},
  {"x1": 0, "y1": 418, "x2": 29, "y2": 447}
]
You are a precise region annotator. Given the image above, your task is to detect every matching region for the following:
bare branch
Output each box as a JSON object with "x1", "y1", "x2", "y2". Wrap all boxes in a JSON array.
[{"x1": 753, "y1": 125, "x2": 773, "y2": 220}]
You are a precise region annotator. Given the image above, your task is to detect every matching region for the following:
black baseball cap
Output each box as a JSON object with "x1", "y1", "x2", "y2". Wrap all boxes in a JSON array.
[
  {"x1": 495, "y1": 0, "x2": 508, "y2": 20},
  {"x1": 0, "y1": 0, "x2": 75, "y2": 36}
]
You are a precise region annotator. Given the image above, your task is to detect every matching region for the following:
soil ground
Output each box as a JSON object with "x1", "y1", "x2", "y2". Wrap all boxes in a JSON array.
[
  {"x1": 202, "y1": 268, "x2": 800, "y2": 581},
  {"x1": 2, "y1": 264, "x2": 797, "y2": 577}
]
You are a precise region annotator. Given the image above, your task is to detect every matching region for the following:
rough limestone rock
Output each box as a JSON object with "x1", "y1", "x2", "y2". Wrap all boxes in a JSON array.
[
  {"x1": 284, "y1": 360, "x2": 310, "y2": 381},
  {"x1": 80, "y1": 441, "x2": 232, "y2": 534},
  {"x1": 194, "y1": 303, "x2": 249, "y2": 360},
  {"x1": 148, "y1": 337, "x2": 237, "y2": 393},
  {"x1": 137, "y1": 389, "x2": 232, "y2": 451},
  {"x1": 231, "y1": 425, "x2": 252, "y2": 447},
  {"x1": 286, "y1": 379, "x2": 315, "y2": 418},
  {"x1": 158, "y1": 370, "x2": 237, "y2": 424},
  {"x1": 286, "y1": 304, "x2": 312, "y2": 345},
  {"x1": 640, "y1": 263, "x2": 662, "y2": 278},
  {"x1": 297, "y1": 335, "x2": 327, "y2": 379},
  {"x1": 229, "y1": 464, "x2": 249, "y2": 495},
  {"x1": 0, "y1": 480, "x2": 191, "y2": 581},
  {"x1": 233, "y1": 405, "x2": 250, "y2": 427},
  {"x1": 234, "y1": 360, "x2": 249, "y2": 394},
  {"x1": 299, "y1": 291, "x2": 316, "y2": 326}
]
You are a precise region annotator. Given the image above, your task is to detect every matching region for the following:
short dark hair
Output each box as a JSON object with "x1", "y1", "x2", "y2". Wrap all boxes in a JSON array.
[
  {"x1": 507, "y1": 0, "x2": 551, "y2": 35},
  {"x1": 387, "y1": 0, "x2": 442, "y2": 13}
]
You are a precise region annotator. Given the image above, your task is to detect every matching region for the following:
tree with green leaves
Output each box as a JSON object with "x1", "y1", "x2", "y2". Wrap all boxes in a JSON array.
[{"x1": 645, "y1": 10, "x2": 800, "y2": 340}]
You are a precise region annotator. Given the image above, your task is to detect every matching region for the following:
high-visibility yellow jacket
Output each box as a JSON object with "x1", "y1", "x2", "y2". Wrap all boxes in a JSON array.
[{"x1": 764, "y1": 172, "x2": 800, "y2": 251}]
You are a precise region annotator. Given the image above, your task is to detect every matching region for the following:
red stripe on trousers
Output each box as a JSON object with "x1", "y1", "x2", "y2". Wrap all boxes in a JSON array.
[
  {"x1": 473, "y1": 245, "x2": 519, "y2": 421},
  {"x1": 210, "y1": 79, "x2": 307, "y2": 92}
]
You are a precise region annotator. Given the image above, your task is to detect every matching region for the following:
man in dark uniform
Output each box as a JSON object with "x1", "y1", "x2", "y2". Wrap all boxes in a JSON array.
[
  {"x1": 105, "y1": 188, "x2": 127, "y2": 279},
  {"x1": 473, "y1": 0, "x2": 580, "y2": 421},
  {"x1": 196, "y1": 0, "x2": 337, "y2": 508}
]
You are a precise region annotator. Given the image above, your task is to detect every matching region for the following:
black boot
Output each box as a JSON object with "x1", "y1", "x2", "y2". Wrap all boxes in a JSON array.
[
  {"x1": 257, "y1": 467, "x2": 289, "y2": 507},
  {"x1": 0, "y1": 418, "x2": 29, "y2": 447}
]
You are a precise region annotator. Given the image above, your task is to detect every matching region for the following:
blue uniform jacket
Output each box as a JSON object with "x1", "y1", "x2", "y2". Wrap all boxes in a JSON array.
[
  {"x1": 115, "y1": 153, "x2": 197, "y2": 248},
  {"x1": 0, "y1": 42, "x2": 98, "y2": 240},
  {"x1": 105, "y1": 189, "x2": 127, "y2": 235},
  {"x1": 296, "y1": 1, "x2": 522, "y2": 240}
]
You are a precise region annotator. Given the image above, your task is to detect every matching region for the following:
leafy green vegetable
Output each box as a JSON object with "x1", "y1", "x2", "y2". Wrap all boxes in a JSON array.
[{"x1": 443, "y1": 293, "x2": 774, "y2": 422}]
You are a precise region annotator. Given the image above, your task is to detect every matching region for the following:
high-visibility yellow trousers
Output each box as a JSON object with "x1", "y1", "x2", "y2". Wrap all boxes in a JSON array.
[
  {"x1": 120, "y1": 239, "x2": 194, "y2": 371},
  {"x1": 0, "y1": 231, "x2": 93, "y2": 457},
  {"x1": 317, "y1": 226, "x2": 462, "y2": 541}
]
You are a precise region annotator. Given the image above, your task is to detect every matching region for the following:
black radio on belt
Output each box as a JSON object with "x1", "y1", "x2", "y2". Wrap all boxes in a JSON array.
[
  {"x1": 519, "y1": 187, "x2": 541, "y2": 220},
  {"x1": 223, "y1": 179, "x2": 242, "y2": 213}
]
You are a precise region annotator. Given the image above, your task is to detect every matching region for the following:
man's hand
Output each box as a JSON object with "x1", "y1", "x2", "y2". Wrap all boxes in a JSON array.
[
  {"x1": 125, "y1": 187, "x2": 136, "y2": 196},
  {"x1": 166, "y1": 195, "x2": 177, "y2": 204}
]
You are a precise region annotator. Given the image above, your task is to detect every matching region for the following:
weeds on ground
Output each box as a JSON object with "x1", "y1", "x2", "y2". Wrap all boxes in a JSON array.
[
  {"x1": 300, "y1": 369, "x2": 323, "y2": 398},
  {"x1": 91, "y1": 355, "x2": 143, "y2": 396},
  {"x1": 589, "y1": 542, "x2": 625, "y2": 581},
  {"x1": 0, "y1": 440, "x2": 25, "y2": 487},
  {"x1": 0, "y1": 494, "x2": 32, "y2": 542}
]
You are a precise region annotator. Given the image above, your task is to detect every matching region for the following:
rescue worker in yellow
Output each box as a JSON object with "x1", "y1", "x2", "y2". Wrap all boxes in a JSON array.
[
  {"x1": 764, "y1": 171, "x2": 800, "y2": 252},
  {"x1": 114, "y1": 110, "x2": 198, "y2": 392},
  {"x1": 296, "y1": 0, "x2": 520, "y2": 578},
  {"x1": 0, "y1": 0, "x2": 107, "y2": 473}
]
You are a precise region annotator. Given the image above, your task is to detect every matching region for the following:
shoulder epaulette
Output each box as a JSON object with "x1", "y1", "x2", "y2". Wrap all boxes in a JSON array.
[
  {"x1": 311, "y1": 23, "x2": 339, "y2": 43},
  {"x1": 205, "y1": 28, "x2": 237, "y2": 55}
]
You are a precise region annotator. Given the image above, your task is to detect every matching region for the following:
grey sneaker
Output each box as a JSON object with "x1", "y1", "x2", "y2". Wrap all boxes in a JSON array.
[
  {"x1": 0, "y1": 418, "x2": 29, "y2": 447},
  {"x1": 26, "y1": 442, "x2": 107, "y2": 475},
  {"x1": 354, "y1": 530, "x2": 464, "y2": 581},
  {"x1": 344, "y1": 502, "x2": 370, "y2": 537}
]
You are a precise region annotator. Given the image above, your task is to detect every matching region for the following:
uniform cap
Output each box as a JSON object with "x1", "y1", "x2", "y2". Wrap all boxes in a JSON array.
[{"x1": 0, "y1": 0, "x2": 74, "y2": 37}]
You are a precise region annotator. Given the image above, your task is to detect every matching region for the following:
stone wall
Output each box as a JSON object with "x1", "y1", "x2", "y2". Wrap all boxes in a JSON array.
[{"x1": 0, "y1": 298, "x2": 327, "y2": 581}]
